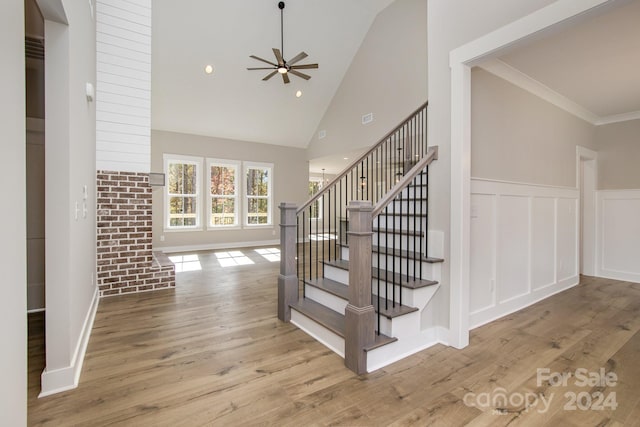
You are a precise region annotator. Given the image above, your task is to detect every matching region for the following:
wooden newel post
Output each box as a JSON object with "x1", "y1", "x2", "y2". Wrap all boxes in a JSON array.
[
  {"x1": 344, "y1": 200, "x2": 375, "y2": 374},
  {"x1": 278, "y1": 202, "x2": 298, "y2": 322}
]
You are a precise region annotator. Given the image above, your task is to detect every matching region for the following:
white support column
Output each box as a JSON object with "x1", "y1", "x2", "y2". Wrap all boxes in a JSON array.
[{"x1": 449, "y1": 62, "x2": 471, "y2": 349}]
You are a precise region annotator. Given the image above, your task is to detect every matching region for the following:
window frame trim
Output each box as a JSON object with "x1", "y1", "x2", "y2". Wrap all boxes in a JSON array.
[
  {"x1": 163, "y1": 153, "x2": 203, "y2": 232},
  {"x1": 243, "y1": 161, "x2": 274, "y2": 227},
  {"x1": 206, "y1": 158, "x2": 241, "y2": 230}
]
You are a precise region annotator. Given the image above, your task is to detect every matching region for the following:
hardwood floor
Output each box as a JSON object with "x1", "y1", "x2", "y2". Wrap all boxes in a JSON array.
[{"x1": 28, "y1": 248, "x2": 640, "y2": 426}]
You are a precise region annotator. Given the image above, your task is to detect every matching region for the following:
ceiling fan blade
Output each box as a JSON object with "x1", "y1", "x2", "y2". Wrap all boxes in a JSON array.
[
  {"x1": 248, "y1": 67, "x2": 276, "y2": 70},
  {"x1": 291, "y1": 63, "x2": 318, "y2": 70},
  {"x1": 273, "y1": 48, "x2": 285, "y2": 66},
  {"x1": 263, "y1": 70, "x2": 278, "y2": 81},
  {"x1": 288, "y1": 51, "x2": 308, "y2": 65},
  {"x1": 289, "y1": 70, "x2": 311, "y2": 80},
  {"x1": 282, "y1": 72, "x2": 290, "y2": 84},
  {"x1": 250, "y1": 55, "x2": 278, "y2": 67}
]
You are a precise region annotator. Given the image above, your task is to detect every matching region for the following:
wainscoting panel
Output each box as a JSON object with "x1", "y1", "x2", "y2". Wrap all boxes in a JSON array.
[
  {"x1": 470, "y1": 179, "x2": 579, "y2": 329},
  {"x1": 470, "y1": 194, "x2": 496, "y2": 314},
  {"x1": 531, "y1": 197, "x2": 555, "y2": 290},
  {"x1": 597, "y1": 190, "x2": 640, "y2": 283}
]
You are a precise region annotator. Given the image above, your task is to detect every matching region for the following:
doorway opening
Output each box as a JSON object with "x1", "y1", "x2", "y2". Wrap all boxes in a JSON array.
[{"x1": 578, "y1": 146, "x2": 597, "y2": 276}]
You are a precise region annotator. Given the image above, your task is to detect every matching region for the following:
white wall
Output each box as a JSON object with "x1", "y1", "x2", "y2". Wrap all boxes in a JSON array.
[
  {"x1": 151, "y1": 130, "x2": 308, "y2": 251},
  {"x1": 96, "y1": 0, "x2": 151, "y2": 173},
  {"x1": 427, "y1": 0, "x2": 558, "y2": 333},
  {"x1": 596, "y1": 119, "x2": 640, "y2": 190},
  {"x1": 0, "y1": 1, "x2": 27, "y2": 423},
  {"x1": 471, "y1": 68, "x2": 597, "y2": 187},
  {"x1": 470, "y1": 179, "x2": 579, "y2": 328},
  {"x1": 41, "y1": 0, "x2": 99, "y2": 395},
  {"x1": 307, "y1": 0, "x2": 428, "y2": 160},
  {"x1": 593, "y1": 119, "x2": 640, "y2": 283}
]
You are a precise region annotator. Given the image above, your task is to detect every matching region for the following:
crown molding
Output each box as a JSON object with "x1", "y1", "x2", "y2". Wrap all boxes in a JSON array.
[
  {"x1": 596, "y1": 110, "x2": 640, "y2": 126},
  {"x1": 478, "y1": 58, "x2": 600, "y2": 125}
]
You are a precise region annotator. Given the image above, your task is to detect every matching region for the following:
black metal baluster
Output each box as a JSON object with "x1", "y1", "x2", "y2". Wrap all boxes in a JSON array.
[
  {"x1": 425, "y1": 165, "x2": 429, "y2": 259},
  {"x1": 328, "y1": 188, "x2": 331, "y2": 262},
  {"x1": 385, "y1": 206, "x2": 389, "y2": 312},
  {"x1": 302, "y1": 211, "x2": 306, "y2": 297},
  {"x1": 309, "y1": 207, "x2": 312, "y2": 283},
  {"x1": 419, "y1": 169, "x2": 423, "y2": 279},
  {"x1": 413, "y1": 175, "x2": 417, "y2": 279},
  {"x1": 297, "y1": 215, "x2": 300, "y2": 284}
]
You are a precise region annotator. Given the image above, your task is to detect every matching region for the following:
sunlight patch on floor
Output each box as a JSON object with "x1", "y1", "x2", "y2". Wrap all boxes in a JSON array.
[
  {"x1": 255, "y1": 247, "x2": 280, "y2": 262},
  {"x1": 169, "y1": 254, "x2": 202, "y2": 272},
  {"x1": 215, "y1": 251, "x2": 255, "y2": 267}
]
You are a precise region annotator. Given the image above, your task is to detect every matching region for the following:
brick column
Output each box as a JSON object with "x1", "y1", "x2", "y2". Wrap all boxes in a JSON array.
[{"x1": 96, "y1": 171, "x2": 174, "y2": 296}]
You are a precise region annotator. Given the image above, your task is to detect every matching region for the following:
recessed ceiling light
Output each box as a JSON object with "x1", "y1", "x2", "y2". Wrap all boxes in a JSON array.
[
  {"x1": 204, "y1": 65, "x2": 214, "y2": 74},
  {"x1": 296, "y1": 90, "x2": 302, "y2": 98},
  {"x1": 343, "y1": 157, "x2": 349, "y2": 160}
]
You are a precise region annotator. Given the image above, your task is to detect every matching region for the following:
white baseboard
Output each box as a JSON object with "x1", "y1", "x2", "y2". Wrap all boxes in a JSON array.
[
  {"x1": 156, "y1": 239, "x2": 280, "y2": 253},
  {"x1": 596, "y1": 269, "x2": 640, "y2": 284},
  {"x1": 40, "y1": 287, "x2": 99, "y2": 397}
]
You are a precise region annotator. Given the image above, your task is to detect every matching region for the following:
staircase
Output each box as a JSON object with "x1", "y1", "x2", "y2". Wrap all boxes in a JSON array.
[{"x1": 278, "y1": 102, "x2": 444, "y2": 374}]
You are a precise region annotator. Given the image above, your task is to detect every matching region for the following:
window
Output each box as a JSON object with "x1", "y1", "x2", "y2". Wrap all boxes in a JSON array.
[
  {"x1": 245, "y1": 162, "x2": 272, "y2": 226},
  {"x1": 164, "y1": 155, "x2": 201, "y2": 229},
  {"x1": 309, "y1": 178, "x2": 323, "y2": 220},
  {"x1": 207, "y1": 159, "x2": 239, "y2": 228}
]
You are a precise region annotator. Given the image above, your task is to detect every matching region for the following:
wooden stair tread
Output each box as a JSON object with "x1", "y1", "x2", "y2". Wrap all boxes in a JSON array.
[
  {"x1": 375, "y1": 212, "x2": 428, "y2": 218},
  {"x1": 366, "y1": 334, "x2": 398, "y2": 352},
  {"x1": 290, "y1": 298, "x2": 344, "y2": 336},
  {"x1": 304, "y1": 278, "x2": 418, "y2": 319},
  {"x1": 323, "y1": 259, "x2": 439, "y2": 289},
  {"x1": 290, "y1": 298, "x2": 397, "y2": 348},
  {"x1": 372, "y1": 297, "x2": 418, "y2": 318},
  {"x1": 337, "y1": 245, "x2": 444, "y2": 263},
  {"x1": 371, "y1": 246, "x2": 444, "y2": 263}
]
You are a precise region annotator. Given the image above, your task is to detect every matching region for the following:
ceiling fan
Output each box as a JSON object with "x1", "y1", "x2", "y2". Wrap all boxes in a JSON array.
[{"x1": 247, "y1": 1, "x2": 319, "y2": 84}]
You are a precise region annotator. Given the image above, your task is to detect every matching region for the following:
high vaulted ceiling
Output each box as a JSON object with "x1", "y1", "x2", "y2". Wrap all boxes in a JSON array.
[{"x1": 151, "y1": 0, "x2": 394, "y2": 148}]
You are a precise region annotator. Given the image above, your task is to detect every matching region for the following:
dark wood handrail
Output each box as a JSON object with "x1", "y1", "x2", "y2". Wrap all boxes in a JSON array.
[
  {"x1": 297, "y1": 101, "x2": 428, "y2": 214},
  {"x1": 372, "y1": 146, "x2": 438, "y2": 217}
]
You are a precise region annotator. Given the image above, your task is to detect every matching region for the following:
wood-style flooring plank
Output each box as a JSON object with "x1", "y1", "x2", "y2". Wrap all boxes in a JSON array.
[{"x1": 27, "y1": 246, "x2": 640, "y2": 427}]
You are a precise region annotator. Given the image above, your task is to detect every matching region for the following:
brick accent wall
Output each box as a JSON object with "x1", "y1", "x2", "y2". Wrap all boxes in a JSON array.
[{"x1": 97, "y1": 171, "x2": 175, "y2": 296}]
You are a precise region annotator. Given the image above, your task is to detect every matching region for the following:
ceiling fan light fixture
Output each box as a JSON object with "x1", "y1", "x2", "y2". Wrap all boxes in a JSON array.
[{"x1": 247, "y1": 1, "x2": 318, "y2": 84}]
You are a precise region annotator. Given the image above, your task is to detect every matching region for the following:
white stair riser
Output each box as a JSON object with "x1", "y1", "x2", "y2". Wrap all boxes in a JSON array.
[
  {"x1": 372, "y1": 256, "x2": 441, "y2": 281},
  {"x1": 305, "y1": 285, "x2": 347, "y2": 315},
  {"x1": 378, "y1": 311, "x2": 420, "y2": 338},
  {"x1": 374, "y1": 215, "x2": 426, "y2": 230},
  {"x1": 340, "y1": 249, "x2": 440, "y2": 282},
  {"x1": 372, "y1": 284, "x2": 440, "y2": 311},
  {"x1": 342, "y1": 245, "x2": 425, "y2": 262},
  {"x1": 290, "y1": 309, "x2": 345, "y2": 357},
  {"x1": 323, "y1": 264, "x2": 349, "y2": 284},
  {"x1": 305, "y1": 284, "x2": 424, "y2": 341},
  {"x1": 371, "y1": 233, "x2": 423, "y2": 253}
]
